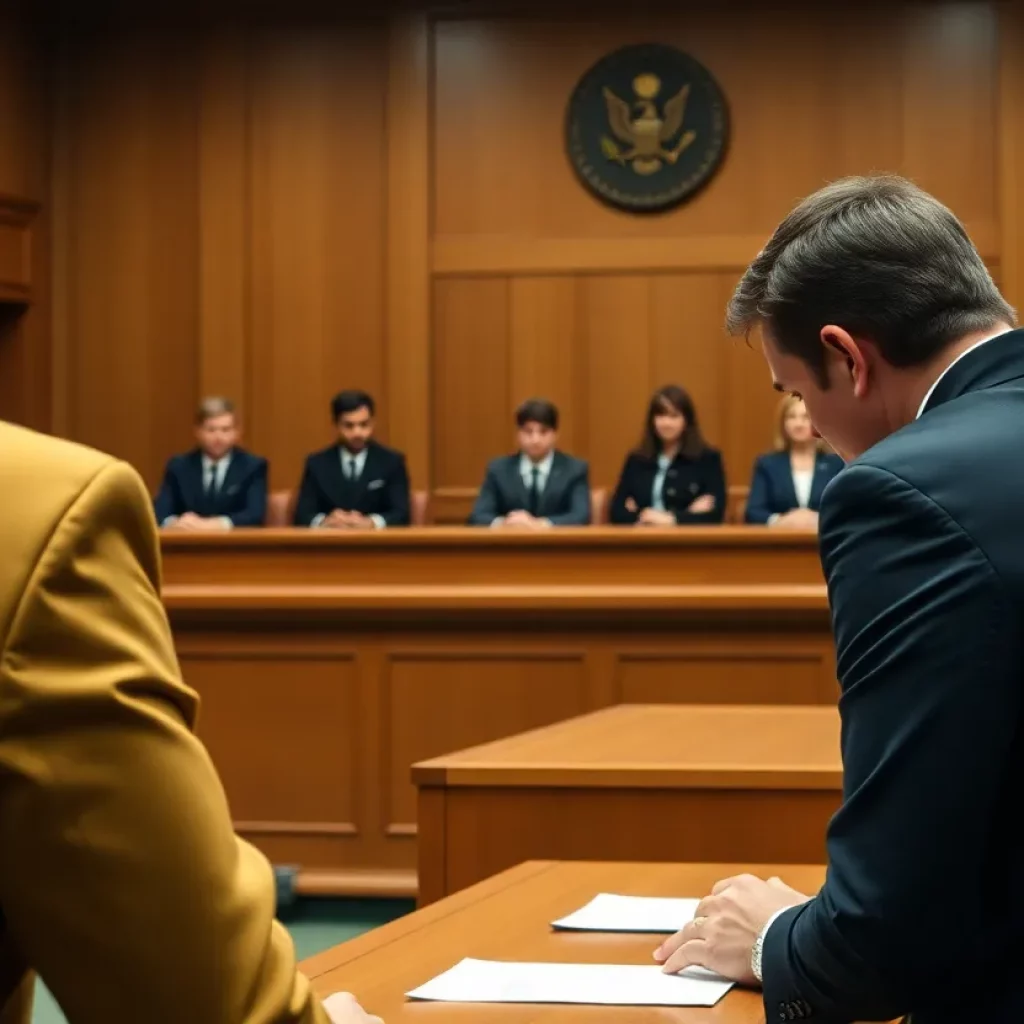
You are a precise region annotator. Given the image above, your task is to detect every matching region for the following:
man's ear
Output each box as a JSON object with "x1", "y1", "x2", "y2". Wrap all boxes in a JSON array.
[{"x1": 820, "y1": 325, "x2": 869, "y2": 397}]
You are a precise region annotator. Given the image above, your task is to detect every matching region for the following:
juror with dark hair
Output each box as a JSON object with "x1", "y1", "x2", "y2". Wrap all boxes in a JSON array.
[
  {"x1": 655, "y1": 176, "x2": 1024, "y2": 1024},
  {"x1": 744, "y1": 394, "x2": 843, "y2": 528},
  {"x1": 293, "y1": 390, "x2": 410, "y2": 528},
  {"x1": 468, "y1": 398, "x2": 590, "y2": 528},
  {"x1": 609, "y1": 385, "x2": 726, "y2": 526},
  {"x1": 153, "y1": 397, "x2": 268, "y2": 529}
]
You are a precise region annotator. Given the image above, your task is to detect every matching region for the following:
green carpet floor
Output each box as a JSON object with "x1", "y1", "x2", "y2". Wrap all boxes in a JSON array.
[{"x1": 30, "y1": 898, "x2": 414, "y2": 1023}]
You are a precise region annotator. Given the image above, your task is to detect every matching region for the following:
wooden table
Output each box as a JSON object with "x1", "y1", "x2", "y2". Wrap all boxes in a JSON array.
[
  {"x1": 302, "y1": 859, "x2": 827, "y2": 1023},
  {"x1": 158, "y1": 528, "x2": 836, "y2": 897},
  {"x1": 414, "y1": 705, "x2": 841, "y2": 904}
]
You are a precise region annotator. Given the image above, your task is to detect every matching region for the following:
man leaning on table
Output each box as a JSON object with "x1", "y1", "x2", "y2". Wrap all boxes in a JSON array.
[
  {"x1": 0, "y1": 420, "x2": 381, "y2": 1023},
  {"x1": 655, "y1": 177, "x2": 1024, "y2": 1024}
]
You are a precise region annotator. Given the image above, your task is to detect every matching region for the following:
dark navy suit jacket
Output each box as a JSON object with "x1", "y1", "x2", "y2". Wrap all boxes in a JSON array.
[
  {"x1": 153, "y1": 447, "x2": 267, "y2": 527},
  {"x1": 609, "y1": 447, "x2": 726, "y2": 525},
  {"x1": 468, "y1": 451, "x2": 590, "y2": 526},
  {"x1": 744, "y1": 450, "x2": 844, "y2": 523},
  {"x1": 763, "y1": 329, "x2": 1024, "y2": 1024},
  {"x1": 293, "y1": 441, "x2": 410, "y2": 527}
]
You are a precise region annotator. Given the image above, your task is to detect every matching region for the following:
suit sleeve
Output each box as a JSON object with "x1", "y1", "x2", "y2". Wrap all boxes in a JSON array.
[
  {"x1": 468, "y1": 465, "x2": 502, "y2": 525},
  {"x1": 152, "y1": 460, "x2": 179, "y2": 524},
  {"x1": 609, "y1": 456, "x2": 639, "y2": 525},
  {"x1": 293, "y1": 460, "x2": 320, "y2": 527},
  {"x1": 547, "y1": 463, "x2": 591, "y2": 526},
  {"x1": 761, "y1": 464, "x2": 1019, "y2": 1023},
  {"x1": 744, "y1": 457, "x2": 773, "y2": 524},
  {"x1": 230, "y1": 460, "x2": 268, "y2": 528},
  {"x1": 382, "y1": 454, "x2": 411, "y2": 527},
  {"x1": 675, "y1": 450, "x2": 726, "y2": 524},
  {"x1": 0, "y1": 461, "x2": 331, "y2": 1023}
]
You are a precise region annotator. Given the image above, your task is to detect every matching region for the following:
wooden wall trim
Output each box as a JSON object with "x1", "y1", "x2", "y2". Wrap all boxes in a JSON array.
[
  {"x1": 0, "y1": 193, "x2": 37, "y2": 302},
  {"x1": 999, "y1": 0, "x2": 1024, "y2": 311},
  {"x1": 433, "y1": 223, "x2": 1000, "y2": 278},
  {"x1": 385, "y1": 13, "x2": 432, "y2": 489},
  {"x1": 198, "y1": 31, "x2": 251, "y2": 411}
]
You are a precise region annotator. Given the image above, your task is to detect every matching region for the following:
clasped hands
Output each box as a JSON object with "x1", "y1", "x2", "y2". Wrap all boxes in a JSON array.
[
  {"x1": 494, "y1": 510, "x2": 552, "y2": 530},
  {"x1": 164, "y1": 512, "x2": 229, "y2": 532},
  {"x1": 322, "y1": 509, "x2": 376, "y2": 530},
  {"x1": 653, "y1": 874, "x2": 809, "y2": 985},
  {"x1": 626, "y1": 493, "x2": 715, "y2": 526},
  {"x1": 772, "y1": 508, "x2": 819, "y2": 530}
]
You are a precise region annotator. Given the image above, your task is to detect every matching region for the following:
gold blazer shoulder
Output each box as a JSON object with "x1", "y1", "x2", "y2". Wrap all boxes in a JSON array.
[{"x1": 0, "y1": 421, "x2": 328, "y2": 1023}]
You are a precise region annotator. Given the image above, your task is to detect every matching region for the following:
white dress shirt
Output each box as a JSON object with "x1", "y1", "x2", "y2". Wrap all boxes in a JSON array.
[
  {"x1": 791, "y1": 467, "x2": 814, "y2": 509},
  {"x1": 311, "y1": 447, "x2": 385, "y2": 529}
]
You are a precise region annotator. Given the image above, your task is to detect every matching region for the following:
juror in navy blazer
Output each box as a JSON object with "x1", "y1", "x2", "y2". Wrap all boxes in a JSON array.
[
  {"x1": 610, "y1": 448, "x2": 727, "y2": 525},
  {"x1": 744, "y1": 450, "x2": 844, "y2": 524},
  {"x1": 153, "y1": 447, "x2": 268, "y2": 527}
]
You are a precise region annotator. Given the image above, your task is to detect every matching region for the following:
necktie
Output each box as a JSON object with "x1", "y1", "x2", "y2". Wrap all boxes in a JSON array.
[
  {"x1": 527, "y1": 466, "x2": 541, "y2": 516},
  {"x1": 206, "y1": 462, "x2": 219, "y2": 495},
  {"x1": 345, "y1": 456, "x2": 355, "y2": 481}
]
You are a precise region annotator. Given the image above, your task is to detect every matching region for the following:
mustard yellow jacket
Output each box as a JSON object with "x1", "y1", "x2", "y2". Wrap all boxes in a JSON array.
[{"x1": 0, "y1": 422, "x2": 328, "y2": 1023}]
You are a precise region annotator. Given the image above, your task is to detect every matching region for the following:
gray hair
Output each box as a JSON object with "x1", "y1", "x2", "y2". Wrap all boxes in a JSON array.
[
  {"x1": 195, "y1": 396, "x2": 236, "y2": 425},
  {"x1": 726, "y1": 175, "x2": 1014, "y2": 384}
]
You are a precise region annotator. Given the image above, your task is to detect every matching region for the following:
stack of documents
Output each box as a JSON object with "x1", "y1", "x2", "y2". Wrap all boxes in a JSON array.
[
  {"x1": 407, "y1": 958, "x2": 734, "y2": 1006},
  {"x1": 406, "y1": 893, "x2": 733, "y2": 1007}
]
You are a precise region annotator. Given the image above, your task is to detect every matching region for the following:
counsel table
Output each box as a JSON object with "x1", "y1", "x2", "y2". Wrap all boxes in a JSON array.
[
  {"x1": 160, "y1": 529, "x2": 835, "y2": 897},
  {"x1": 301, "y1": 859, "x2": 828, "y2": 1023},
  {"x1": 414, "y1": 704, "x2": 842, "y2": 904}
]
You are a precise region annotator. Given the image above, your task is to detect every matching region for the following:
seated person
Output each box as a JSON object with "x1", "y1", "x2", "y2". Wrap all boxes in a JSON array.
[
  {"x1": 294, "y1": 389, "x2": 410, "y2": 528},
  {"x1": 468, "y1": 398, "x2": 590, "y2": 528},
  {"x1": 154, "y1": 396, "x2": 267, "y2": 530},
  {"x1": 744, "y1": 394, "x2": 844, "y2": 528},
  {"x1": 610, "y1": 384, "x2": 726, "y2": 526}
]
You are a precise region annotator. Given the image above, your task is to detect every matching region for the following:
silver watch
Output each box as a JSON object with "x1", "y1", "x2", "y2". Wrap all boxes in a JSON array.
[{"x1": 751, "y1": 928, "x2": 766, "y2": 983}]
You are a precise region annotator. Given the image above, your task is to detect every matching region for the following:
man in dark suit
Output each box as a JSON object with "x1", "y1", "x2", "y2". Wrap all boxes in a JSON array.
[
  {"x1": 468, "y1": 398, "x2": 590, "y2": 528},
  {"x1": 154, "y1": 397, "x2": 267, "y2": 529},
  {"x1": 294, "y1": 390, "x2": 410, "y2": 528},
  {"x1": 654, "y1": 176, "x2": 1024, "y2": 1024}
]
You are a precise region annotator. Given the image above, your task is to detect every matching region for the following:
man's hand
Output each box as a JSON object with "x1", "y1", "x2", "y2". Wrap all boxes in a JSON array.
[
  {"x1": 192, "y1": 517, "x2": 230, "y2": 532},
  {"x1": 346, "y1": 512, "x2": 375, "y2": 531},
  {"x1": 503, "y1": 510, "x2": 550, "y2": 529},
  {"x1": 637, "y1": 508, "x2": 676, "y2": 526},
  {"x1": 687, "y1": 494, "x2": 716, "y2": 514},
  {"x1": 653, "y1": 875, "x2": 810, "y2": 985},
  {"x1": 323, "y1": 510, "x2": 353, "y2": 529},
  {"x1": 168, "y1": 512, "x2": 205, "y2": 531},
  {"x1": 323, "y1": 991, "x2": 383, "y2": 1023}
]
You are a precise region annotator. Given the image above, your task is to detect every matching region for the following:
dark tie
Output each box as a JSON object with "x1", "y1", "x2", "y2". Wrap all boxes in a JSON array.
[
  {"x1": 206, "y1": 462, "x2": 219, "y2": 496},
  {"x1": 527, "y1": 466, "x2": 541, "y2": 516},
  {"x1": 345, "y1": 456, "x2": 356, "y2": 481}
]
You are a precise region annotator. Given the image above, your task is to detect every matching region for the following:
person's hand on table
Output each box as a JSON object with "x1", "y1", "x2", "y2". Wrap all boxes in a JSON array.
[
  {"x1": 346, "y1": 512, "x2": 376, "y2": 530},
  {"x1": 653, "y1": 874, "x2": 810, "y2": 985},
  {"x1": 323, "y1": 991, "x2": 384, "y2": 1023},
  {"x1": 687, "y1": 493, "x2": 716, "y2": 515},
  {"x1": 637, "y1": 508, "x2": 676, "y2": 526},
  {"x1": 503, "y1": 510, "x2": 552, "y2": 530},
  {"x1": 773, "y1": 508, "x2": 819, "y2": 530},
  {"x1": 323, "y1": 509, "x2": 354, "y2": 529},
  {"x1": 167, "y1": 512, "x2": 205, "y2": 531}
]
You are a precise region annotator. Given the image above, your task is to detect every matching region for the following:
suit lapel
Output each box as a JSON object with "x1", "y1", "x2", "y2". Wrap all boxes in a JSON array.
[
  {"x1": 350, "y1": 445, "x2": 377, "y2": 508},
  {"x1": 318, "y1": 447, "x2": 348, "y2": 508},
  {"x1": 541, "y1": 453, "x2": 566, "y2": 515},
  {"x1": 186, "y1": 450, "x2": 209, "y2": 515},
  {"x1": 214, "y1": 452, "x2": 245, "y2": 513},
  {"x1": 775, "y1": 454, "x2": 800, "y2": 510},
  {"x1": 506, "y1": 455, "x2": 529, "y2": 509}
]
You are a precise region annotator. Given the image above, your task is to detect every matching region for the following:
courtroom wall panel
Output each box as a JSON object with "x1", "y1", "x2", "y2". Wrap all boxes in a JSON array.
[
  {"x1": 429, "y1": 2, "x2": 1000, "y2": 511},
  {"x1": 0, "y1": 6, "x2": 50, "y2": 431}
]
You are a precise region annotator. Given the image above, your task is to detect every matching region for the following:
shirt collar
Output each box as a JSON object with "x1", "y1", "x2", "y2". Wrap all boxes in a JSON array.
[
  {"x1": 342, "y1": 447, "x2": 368, "y2": 467},
  {"x1": 202, "y1": 452, "x2": 232, "y2": 470},
  {"x1": 520, "y1": 451, "x2": 554, "y2": 476},
  {"x1": 916, "y1": 332, "x2": 1005, "y2": 419}
]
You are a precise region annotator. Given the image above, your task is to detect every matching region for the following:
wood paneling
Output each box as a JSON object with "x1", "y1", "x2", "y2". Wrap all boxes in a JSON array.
[
  {"x1": 430, "y1": 1, "x2": 1002, "y2": 501},
  {"x1": 165, "y1": 530, "x2": 835, "y2": 895}
]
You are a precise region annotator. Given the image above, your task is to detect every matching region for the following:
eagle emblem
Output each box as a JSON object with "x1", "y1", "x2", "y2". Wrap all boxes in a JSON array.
[{"x1": 601, "y1": 73, "x2": 697, "y2": 175}]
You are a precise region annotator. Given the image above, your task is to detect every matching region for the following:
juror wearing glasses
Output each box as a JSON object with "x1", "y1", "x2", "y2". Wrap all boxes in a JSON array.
[
  {"x1": 744, "y1": 394, "x2": 844, "y2": 529},
  {"x1": 609, "y1": 384, "x2": 726, "y2": 527}
]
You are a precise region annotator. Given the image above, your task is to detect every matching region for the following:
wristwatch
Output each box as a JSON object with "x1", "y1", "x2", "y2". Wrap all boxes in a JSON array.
[{"x1": 751, "y1": 927, "x2": 766, "y2": 983}]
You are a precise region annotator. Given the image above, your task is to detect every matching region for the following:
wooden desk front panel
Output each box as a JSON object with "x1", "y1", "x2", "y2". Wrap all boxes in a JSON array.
[{"x1": 165, "y1": 530, "x2": 835, "y2": 896}]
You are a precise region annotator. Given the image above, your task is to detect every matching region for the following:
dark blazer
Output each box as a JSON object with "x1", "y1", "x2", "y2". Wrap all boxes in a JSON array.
[
  {"x1": 153, "y1": 447, "x2": 267, "y2": 527},
  {"x1": 609, "y1": 447, "x2": 726, "y2": 525},
  {"x1": 762, "y1": 329, "x2": 1024, "y2": 1024},
  {"x1": 467, "y1": 452, "x2": 590, "y2": 526},
  {"x1": 293, "y1": 441, "x2": 410, "y2": 527},
  {"x1": 744, "y1": 450, "x2": 844, "y2": 524}
]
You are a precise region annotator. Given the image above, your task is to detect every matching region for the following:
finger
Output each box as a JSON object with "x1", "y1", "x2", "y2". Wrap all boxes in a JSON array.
[
  {"x1": 711, "y1": 875, "x2": 740, "y2": 895},
  {"x1": 694, "y1": 895, "x2": 720, "y2": 920},
  {"x1": 654, "y1": 918, "x2": 703, "y2": 962},
  {"x1": 660, "y1": 938, "x2": 708, "y2": 975}
]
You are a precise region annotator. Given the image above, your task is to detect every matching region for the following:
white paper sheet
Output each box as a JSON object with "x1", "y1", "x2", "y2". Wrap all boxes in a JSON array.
[
  {"x1": 406, "y1": 958, "x2": 733, "y2": 1006},
  {"x1": 551, "y1": 892, "x2": 700, "y2": 933}
]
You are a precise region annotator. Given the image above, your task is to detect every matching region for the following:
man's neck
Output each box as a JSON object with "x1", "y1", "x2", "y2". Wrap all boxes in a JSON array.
[{"x1": 898, "y1": 323, "x2": 1012, "y2": 425}]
